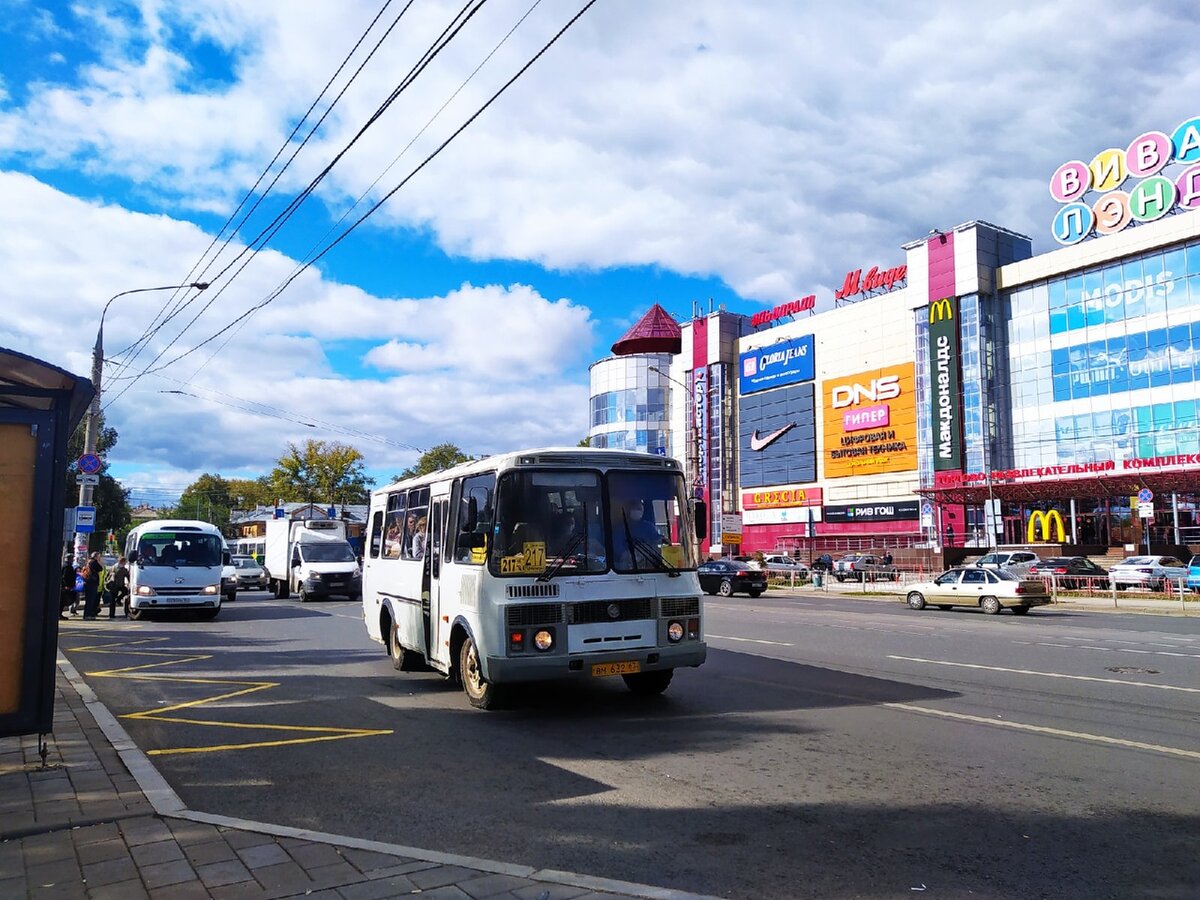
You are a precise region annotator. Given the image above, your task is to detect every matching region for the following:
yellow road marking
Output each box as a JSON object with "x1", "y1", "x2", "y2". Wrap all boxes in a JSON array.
[
  {"x1": 887, "y1": 654, "x2": 1200, "y2": 693},
  {"x1": 61, "y1": 634, "x2": 391, "y2": 756},
  {"x1": 884, "y1": 702, "x2": 1200, "y2": 761}
]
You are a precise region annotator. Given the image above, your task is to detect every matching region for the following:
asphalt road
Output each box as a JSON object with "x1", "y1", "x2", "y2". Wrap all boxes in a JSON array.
[{"x1": 58, "y1": 591, "x2": 1200, "y2": 899}]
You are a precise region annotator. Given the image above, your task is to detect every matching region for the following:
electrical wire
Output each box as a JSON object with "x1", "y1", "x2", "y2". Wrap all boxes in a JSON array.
[{"x1": 120, "y1": 0, "x2": 600, "y2": 386}]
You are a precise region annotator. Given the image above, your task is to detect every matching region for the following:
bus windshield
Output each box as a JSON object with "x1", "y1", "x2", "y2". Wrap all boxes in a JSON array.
[
  {"x1": 489, "y1": 468, "x2": 695, "y2": 576},
  {"x1": 137, "y1": 532, "x2": 223, "y2": 567},
  {"x1": 300, "y1": 542, "x2": 357, "y2": 563}
]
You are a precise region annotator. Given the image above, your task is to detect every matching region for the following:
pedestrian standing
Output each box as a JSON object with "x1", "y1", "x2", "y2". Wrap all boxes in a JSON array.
[
  {"x1": 106, "y1": 556, "x2": 130, "y2": 619},
  {"x1": 59, "y1": 556, "x2": 76, "y2": 619},
  {"x1": 82, "y1": 551, "x2": 103, "y2": 619}
]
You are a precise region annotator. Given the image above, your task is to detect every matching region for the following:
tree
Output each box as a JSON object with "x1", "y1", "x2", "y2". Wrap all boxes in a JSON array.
[
  {"x1": 269, "y1": 440, "x2": 373, "y2": 505},
  {"x1": 577, "y1": 436, "x2": 591, "y2": 447},
  {"x1": 393, "y1": 443, "x2": 471, "y2": 482},
  {"x1": 171, "y1": 474, "x2": 233, "y2": 527},
  {"x1": 66, "y1": 414, "x2": 131, "y2": 544},
  {"x1": 225, "y1": 477, "x2": 276, "y2": 511}
]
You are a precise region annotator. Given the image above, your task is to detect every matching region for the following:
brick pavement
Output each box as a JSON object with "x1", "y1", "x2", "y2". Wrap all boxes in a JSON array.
[{"x1": 0, "y1": 666, "x2": 714, "y2": 900}]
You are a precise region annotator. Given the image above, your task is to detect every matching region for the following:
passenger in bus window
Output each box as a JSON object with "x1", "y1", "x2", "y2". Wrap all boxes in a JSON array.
[
  {"x1": 400, "y1": 514, "x2": 417, "y2": 557},
  {"x1": 384, "y1": 518, "x2": 401, "y2": 558},
  {"x1": 412, "y1": 516, "x2": 428, "y2": 559}
]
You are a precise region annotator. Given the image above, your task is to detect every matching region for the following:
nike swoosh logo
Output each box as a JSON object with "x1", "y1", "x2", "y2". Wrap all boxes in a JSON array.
[{"x1": 749, "y1": 422, "x2": 796, "y2": 451}]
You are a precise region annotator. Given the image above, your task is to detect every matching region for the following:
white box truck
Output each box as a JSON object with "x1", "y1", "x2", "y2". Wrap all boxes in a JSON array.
[{"x1": 265, "y1": 518, "x2": 361, "y2": 602}]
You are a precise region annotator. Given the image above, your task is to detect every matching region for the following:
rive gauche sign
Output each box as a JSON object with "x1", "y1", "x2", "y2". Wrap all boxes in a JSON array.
[{"x1": 928, "y1": 298, "x2": 962, "y2": 471}]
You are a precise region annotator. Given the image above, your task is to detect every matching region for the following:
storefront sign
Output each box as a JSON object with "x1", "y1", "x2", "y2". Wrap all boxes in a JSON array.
[
  {"x1": 750, "y1": 295, "x2": 815, "y2": 327},
  {"x1": 835, "y1": 264, "x2": 907, "y2": 300},
  {"x1": 692, "y1": 367, "x2": 708, "y2": 485},
  {"x1": 739, "y1": 383, "x2": 817, "y2": 489},
  {"x1": 742, "y1": 487, "x2": 823, "y2": 510},
  {"x1": 1049, "y1": 115, "x2": 1200, "y2": 245},
  {"x1": 824, "y1": 501, "x2": 920, "y2": 523},
  {"x1": 739, "y1": 335, "x2": 815, "y2": 394},
  {"x1": 1027, "y1": 510, "x2": 1066, "y2": 543},
  {"x1": 822, "y1": 363, "x2": 917, "y2": 479},
  {"x1": 928, "y1": 298, "x2": 963, "y2": 471},
  {"x1": 743, "y1": 506, "x2": 824, "y2": 526}
]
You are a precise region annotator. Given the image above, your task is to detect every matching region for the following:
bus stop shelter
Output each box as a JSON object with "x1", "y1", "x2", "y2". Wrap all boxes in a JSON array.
[{"x1": 0, "y1": 347, "x2": 93, "y2": 740}]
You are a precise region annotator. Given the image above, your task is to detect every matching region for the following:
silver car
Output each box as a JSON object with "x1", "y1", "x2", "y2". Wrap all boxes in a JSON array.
[
  {"x1": 231, "y1": 555, "x2": 269, "y2": 591},
  {"x1": 975, "y1": 551, "x2": 1041, "y2": 577},
  {"x1": 1107, "y1": 555, "x2": 1189, "y2": 591}
]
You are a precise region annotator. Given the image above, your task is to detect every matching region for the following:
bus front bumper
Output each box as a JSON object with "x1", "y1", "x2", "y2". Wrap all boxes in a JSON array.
[
  {"x1": 129, "y1": 596, "x2": 221, "y2": 610},
  {"x1": 484, "y1": 642, "x2": 707, "y2": 684}
]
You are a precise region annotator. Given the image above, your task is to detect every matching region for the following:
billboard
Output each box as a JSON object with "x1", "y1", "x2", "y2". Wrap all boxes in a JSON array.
[
  {"x1": 928, "y1": 298, "x2": 963, "y2": 471},
  {"x1": 824, "y1": 501, "x2": 920, "y2": 523},
  {"x1": 739, "y1": 335, "x2": 815, "y2": 395},
  {"x1": 738, "y1": 382, "x2": 817, "y2": 489},
  {"x1": 822, "y1": 363, "x2": 917, "y2": 478}
]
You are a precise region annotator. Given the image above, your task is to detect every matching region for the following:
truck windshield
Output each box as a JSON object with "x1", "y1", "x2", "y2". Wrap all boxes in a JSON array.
[
  {"x1": 489, "y1": 468, "x2": 695, "y2": 576},
  {"x1": 300, "y1": 543, "x2": 356, "y2": 563},
  {"x1": 137, "y1": 532, "x2": 222, "y2": 567}
]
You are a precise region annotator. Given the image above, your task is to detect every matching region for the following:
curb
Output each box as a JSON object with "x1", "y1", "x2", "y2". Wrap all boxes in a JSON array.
[
  {"x1": 55, "y1": 653, "x2": 721, "y2": 900},
  {"x1": 762, "y1": 586, "x2": 1197, "y2": 616}
]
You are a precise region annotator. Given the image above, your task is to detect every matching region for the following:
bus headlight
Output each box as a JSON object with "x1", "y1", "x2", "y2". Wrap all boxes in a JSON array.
[
  {"x1": 136, "y1": 585, "x2": 157, "y2": 596},
  {"x1": 533, "y1": 629, "x2": 554, "y2": 652},
  {"x1": 201, "y1": 585, "x2": 219, "y2": 595},
  {"x1": 667, "y1": 621, "x2": 685, "y2": 643}
]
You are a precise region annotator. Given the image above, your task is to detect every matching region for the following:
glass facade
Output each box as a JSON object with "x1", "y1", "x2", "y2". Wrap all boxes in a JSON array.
[
  {"x1": 1005, "y1": 237, "x2": 1200, "y2": 470},
  {"x1": 588, "y1": 354, "x2": 671, "y2": 454}
]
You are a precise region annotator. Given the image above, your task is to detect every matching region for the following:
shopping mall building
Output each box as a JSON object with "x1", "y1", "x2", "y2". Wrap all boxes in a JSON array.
[{"x1": 589, "y1": 116, "x2": 1200, "y2": 558}]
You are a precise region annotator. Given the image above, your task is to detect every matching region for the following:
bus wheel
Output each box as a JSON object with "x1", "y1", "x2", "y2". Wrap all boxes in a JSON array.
[
  {"x1": 623, "y1": 669, "x2": 673, "y2": 696},
  {"x1": 125, "y1": 599, "x2": 143, "y2": 621},
  {"x1": 196, "y1": 608, "x2": 219, "y2": 621},
  {"x1": 459, "y1": 635, "x2": 504, "y2": 710},
  {"x1": 390, "y1": 625, "x2": 423, "y2": 671}
]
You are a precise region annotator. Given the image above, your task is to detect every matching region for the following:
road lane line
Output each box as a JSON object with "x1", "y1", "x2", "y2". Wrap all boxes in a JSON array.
[
  {"x1": 708, "y1": 634, "x2": 794, "y2": 647},
  {"x1": 884, "y1": 702, "x2": 1200, "y2": 760},
  {"x1": 887, "y1": 655, "x2": 1200, "y2": 693}
]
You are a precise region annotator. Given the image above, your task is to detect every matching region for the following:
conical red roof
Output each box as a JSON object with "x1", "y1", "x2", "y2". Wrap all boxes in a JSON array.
[{"x1": 610, "y1": 303, "x2": 682, "y2": 355}]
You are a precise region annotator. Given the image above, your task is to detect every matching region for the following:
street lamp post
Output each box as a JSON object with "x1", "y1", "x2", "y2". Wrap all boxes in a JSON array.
[{"x1": 74, "y1": 282, "x2": 208, "y2": 562}]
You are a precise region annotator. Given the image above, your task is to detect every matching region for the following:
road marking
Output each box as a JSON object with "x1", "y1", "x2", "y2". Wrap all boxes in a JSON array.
[
  {"x1": 887, "y1": 655, "x2": 1200, "y2": 693},
  {"x1": 884, "y1": 702, "x2": 1200, "y2": 761},
  {"x1": 1011, "y1": 640, "x2": 1200, "y2": 660},
  {"x1": 708, "y1": 634, "x2": 794, "y2": 647},
  {"x1": 60, "y1": 634, "x2": 391, "y2": 756}
]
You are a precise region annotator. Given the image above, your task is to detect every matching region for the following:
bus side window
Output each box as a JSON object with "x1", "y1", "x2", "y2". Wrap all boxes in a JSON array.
[
  {"x1": 455, "y1": 472, "x2": 495, "y2": 563},
  {"x1": 369, "y1": 511, "x2": 384, "y2": 558}
]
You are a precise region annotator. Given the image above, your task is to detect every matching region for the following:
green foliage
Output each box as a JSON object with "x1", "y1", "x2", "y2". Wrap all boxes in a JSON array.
[
  {"x1": 225, "y1": 477, "x2": 276, "y2": 510},
  {"x1": 170, "y1": 473, "x2": 233, "y2": 527},
  {"x1": 577, "y1": 436, "x2": 591, "y2": 447},
  {"x1": 393, "y1": 443, "x2": 471, "y2": 482},
  {"x1": 66, "y1": 414, "x2": 131, "y2": 544},
  {"x1": 268, "y1": 440, "x2": 373, "y2": 504}
]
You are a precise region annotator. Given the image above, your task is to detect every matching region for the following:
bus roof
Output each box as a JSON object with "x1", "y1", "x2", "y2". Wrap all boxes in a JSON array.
[
  {"x1": 372, "y1": 446, "x2": 682, "y2": 497},
  {"x1": 129, "y1": 519, "x2": 225, "y2": 535}
]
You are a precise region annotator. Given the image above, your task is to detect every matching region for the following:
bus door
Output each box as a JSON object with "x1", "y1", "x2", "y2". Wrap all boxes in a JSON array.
[{"x1": 424, "y1": 496, "x2": 450, "y2": 665}]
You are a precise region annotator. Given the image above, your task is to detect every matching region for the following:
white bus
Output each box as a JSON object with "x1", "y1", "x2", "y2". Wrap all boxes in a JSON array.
[
  {"x1": 362, "y1": 447, "x2": 708, "y2": 709},
  {"x1": 124, "y1": 519, "x2": 228, "y2": 620}
]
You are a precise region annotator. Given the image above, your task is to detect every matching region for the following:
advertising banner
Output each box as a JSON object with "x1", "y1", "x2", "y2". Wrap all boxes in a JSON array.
[
  {"x1": 739, "y1": 335, "x2": 815, "y2": 395},
  {"x1": 821, "y1": 363, "x2": 917, "y2": 478},
  {"x1": 738, "y1": 382, "x2": 817, "y2": 489},
  {"x1": 928, "y1": 298, "x2": 963, "y2": 471},
  {"x1": 824, "y1": 501, "x2": 920, "y2": 523},
  {"x1": 743, "y1": 506, "x2": 824, "y2": 526},
  {"x1": 742, "y1": 487, "x2": 823, "y2": 510}
]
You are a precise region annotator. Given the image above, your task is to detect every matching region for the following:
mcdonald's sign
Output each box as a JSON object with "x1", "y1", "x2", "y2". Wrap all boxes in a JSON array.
[
  {"x1": 928, "y1": 297, "x2": 962, "y2": 471},
  {"x1": 1027, "y1": 509, "x2": 1066, "y2": 543}
]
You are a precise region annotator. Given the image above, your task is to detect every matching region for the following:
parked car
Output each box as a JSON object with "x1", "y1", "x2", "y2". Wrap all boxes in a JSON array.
[
  {"x1": 905, "y1": 567, "x2": 1051, "y2": 615},
  {"x1": 833, "y1": 553, "x2": 897, "y2": 582},
  {"x1": 698, "y1": 560, "x2": 768, "y2": 597},
  {"x1": 763, "y1": 555, "x2": 809, "y2": 575},
  {"x1": 220, "y1": 563, "x2": 238, "y2": 602},
  {"x1": 1107, "y1": 555, "x2": 1189, "y2": 591},
  {"x1": 1189, "y1": 555, "x2": 1200, "y2": 593},
  {"x1": 1027, "y1": 556, "x2": 1108, "y2": 590},
  {"x1": 811, "y1": 553, "x2": 834, "y2": 572},
  {"x1": 733, "y1": 555, "x2": 765, "y2": 571},
  {"x1": 975, "y1": 550, "x2": 1041, "y2": 576},
  {"x1": 231, "y1": 555, "x2": 269, "y2": 591}
]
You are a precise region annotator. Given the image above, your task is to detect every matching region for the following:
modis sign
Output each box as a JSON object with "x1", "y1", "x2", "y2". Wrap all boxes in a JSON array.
[
  {"x1": 1049, "y1": 116, "x2": 1200, "y2": 245},
  {"x1": 822, "y1": 363, "x2": 917, "y2": 479}
]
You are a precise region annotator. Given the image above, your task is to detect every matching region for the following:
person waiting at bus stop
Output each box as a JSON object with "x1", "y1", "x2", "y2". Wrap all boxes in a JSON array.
[
  {"x1": 81, "y1": 551, "x2": 104, "y2": 619},
  {"x1": 105, "y1": 556, "x2": 130, "y2": 619}
]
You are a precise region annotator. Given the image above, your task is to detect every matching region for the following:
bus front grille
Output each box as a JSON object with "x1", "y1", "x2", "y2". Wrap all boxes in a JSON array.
[
  {"x1": 506, "y1": 583, "x2": 560, "y2": 599},
  {"x1": 506, "y1": 604, "x2": 564, "y2": 628},
  {"x1": 568, "y1": 598, "x2": 653, "y2": 624},
  {"x1": 660, "y1": 597, "x2": 700, "y2": 618}
]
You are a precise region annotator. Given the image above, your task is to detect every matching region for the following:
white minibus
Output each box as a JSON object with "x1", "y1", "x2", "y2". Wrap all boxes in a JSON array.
[
  {"x1": 362, "y1": 447, "x2": 707, "y2": 708},
  {"x1": 124, "y1": 519, "x2": 228, "y2": 620}
]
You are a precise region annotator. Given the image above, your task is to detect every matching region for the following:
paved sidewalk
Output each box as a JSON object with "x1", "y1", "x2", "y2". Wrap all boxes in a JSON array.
[{"x1": 0, "y1": 663, "x2": 716, "y2": 900}]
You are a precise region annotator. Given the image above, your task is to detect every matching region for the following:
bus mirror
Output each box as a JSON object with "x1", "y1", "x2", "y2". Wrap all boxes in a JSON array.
[
  {"x1": 463, "y1": 497, "x2": 479, "y2": 533},
  {"x1": 457, "y1": 532, "x2": 486, "y2": 551},
  {"x1": 127, "y1": 549, "x2": 139, "y2": 564},
  {"x1": 223, "y1": 551, "x2": 231, "y2": 565},
  {"x1": 693, "y1": 499, "x2": 707, "y2": 540}
]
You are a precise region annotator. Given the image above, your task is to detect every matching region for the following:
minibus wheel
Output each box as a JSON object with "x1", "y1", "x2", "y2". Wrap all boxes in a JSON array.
[
  {"x1": 623, "y1": 669, "x2": 673, "y2": 696},
  {"x1": 125, "y1": 598, "x2": 142, "y2": 621},
  {"x1": 459, "y1": 635, "x2": 505, "y2": 709}
]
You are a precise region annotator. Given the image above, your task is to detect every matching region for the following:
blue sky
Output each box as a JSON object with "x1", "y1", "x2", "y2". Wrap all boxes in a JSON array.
[{"x1": 1, "y1": 0, "x2": 1197, "y2": 505}]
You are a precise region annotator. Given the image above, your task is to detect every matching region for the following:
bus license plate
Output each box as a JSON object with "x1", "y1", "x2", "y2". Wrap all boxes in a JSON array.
[{"x1": 591, "y1": 661, "x2": 640, "y2": 677}]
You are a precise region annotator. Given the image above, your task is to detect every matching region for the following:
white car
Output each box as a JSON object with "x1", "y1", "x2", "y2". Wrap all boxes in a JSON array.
[
  {"x1": 1107, "y1": 555, "x2": 1189, "y2": 591},
  {"x1": 763, "y1": 555, "x2": 809, "y2": 575},
  {"x1": 905, "y1": 567, "x2": 1051, "y2": 615},
  {"x1": 975, "y1": 550, "x2": 1040, "y2": 577},
  {"x1": 221, "y1": 563, "x2": 238, "y2": 602}
]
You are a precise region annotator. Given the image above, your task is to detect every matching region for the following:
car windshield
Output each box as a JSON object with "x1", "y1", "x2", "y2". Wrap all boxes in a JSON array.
[
  {"x1": 1120, "y1": 556, "x2": 1153, "y2": 565},
  {"x1": 233, "y1": 558, "x2": 259, "y2": 569},
  {"x1": 489, "y1": 468, "x2": 695, "y2": 577},
  {"x1": 137, "y1": 532, "x2": 222, "y2": 567},
  {"x1": 299, "y1": 542, "x2": 356, "y2": 563}
]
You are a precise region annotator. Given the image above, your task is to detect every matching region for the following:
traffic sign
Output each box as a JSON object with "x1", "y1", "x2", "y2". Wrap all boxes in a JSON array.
[
  {"x1": 1137, "y1": 502, "x2": 1154, "y2": 519},
  {"x1": 76, "y1": 473, "x2": 99, "y2": 485},
  {"x1": 1137, "y1": 488, "x2": 1154, "y2": 503},
  {"x1": 78, "y1": 453, "x2": 102, "y2": 475},
  {"x1": 75, "y1": 506, "x2": 96, "y2": 533}
]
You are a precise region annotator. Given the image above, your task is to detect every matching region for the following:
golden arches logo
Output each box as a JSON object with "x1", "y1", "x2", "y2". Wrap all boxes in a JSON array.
[
  {"x1": 929, "y1": 298, "x2": 954, "y2": 323},
  {"x1": 1027, "y1": 510, "x2": 1066, "y2": 543}
]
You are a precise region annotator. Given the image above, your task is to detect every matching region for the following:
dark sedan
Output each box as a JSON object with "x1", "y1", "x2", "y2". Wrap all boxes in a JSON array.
[
  {"x1": 1028, "y1": 556, "x2": 1108, "y2": 590},
  {"x1": 698, "y1": 560, "x2": 768, "y2": 597}
]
